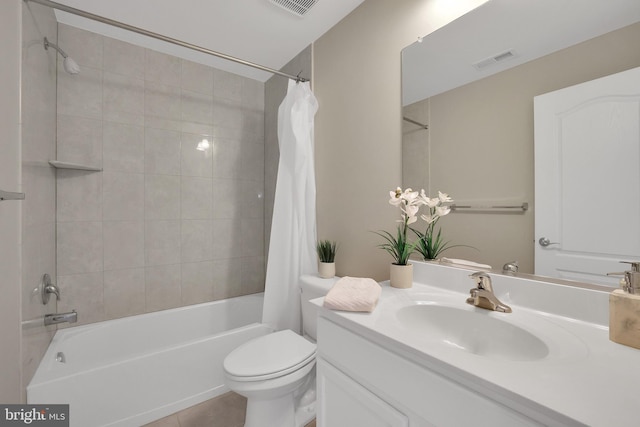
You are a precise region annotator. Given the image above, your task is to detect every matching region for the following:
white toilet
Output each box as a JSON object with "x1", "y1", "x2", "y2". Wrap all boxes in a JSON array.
[{"x1": 223, "y1": 275, "x2": 337, "y2": 427}]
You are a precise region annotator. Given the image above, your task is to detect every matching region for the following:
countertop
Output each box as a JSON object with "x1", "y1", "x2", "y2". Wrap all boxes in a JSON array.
[{"x1": 313, "y1": 263, "x2": 640, "y2": 427}]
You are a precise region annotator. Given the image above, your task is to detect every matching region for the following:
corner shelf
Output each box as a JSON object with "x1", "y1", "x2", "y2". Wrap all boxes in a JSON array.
[{"x1": 48, "y1": 161, "x2": 102, "y2": 172}]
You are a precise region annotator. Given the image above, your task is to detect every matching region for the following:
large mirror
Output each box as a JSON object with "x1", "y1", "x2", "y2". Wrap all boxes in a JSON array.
[{"x1": 401, "y1": 0, "x2": 640, "y2": 285}]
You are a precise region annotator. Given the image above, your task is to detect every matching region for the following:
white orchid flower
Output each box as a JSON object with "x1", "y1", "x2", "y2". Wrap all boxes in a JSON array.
[
  {"x1": 401, "y1": 188, "x2": 420, "y2": 205},
  {"x1": 436, "y1": 206, "x2": 451, "y2": 217},
  {"x1": 426, "y1": 197, "x2": 440, "y2": 208},
  {"x1": 438, "y1": 191, "x2": 453, "y2": 203},
  {"x1": 403, "y1": 203, "x2": 419, "y2": 219},
  {"x1": 420, "y1": 213, "x2": 438, "y2": 224},
  {"x1": 389, "y1": 187, "x2": 403, "y2": 206},
  {"x1": 416, "y1": 190, "x2": 433, "y2": 207}
]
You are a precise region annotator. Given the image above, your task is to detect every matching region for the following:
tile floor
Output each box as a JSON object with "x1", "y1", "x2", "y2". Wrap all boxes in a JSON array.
[{"x1": 143, "y1": 392, "x2": 316, "y2": 427}]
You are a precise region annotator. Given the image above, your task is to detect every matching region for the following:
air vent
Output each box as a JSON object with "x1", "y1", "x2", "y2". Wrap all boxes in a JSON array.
[
  {"x1": 268, "y1": 0, "x2": 318, "y2": 17},
  {"x1": 472, "y1": 48, "x2": 518, "y2": 70}
]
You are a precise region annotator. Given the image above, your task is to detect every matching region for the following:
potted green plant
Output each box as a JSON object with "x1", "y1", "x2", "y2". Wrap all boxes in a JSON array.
[{"x1": 316, "y1": 239, "x2": 338, "y2": 278}]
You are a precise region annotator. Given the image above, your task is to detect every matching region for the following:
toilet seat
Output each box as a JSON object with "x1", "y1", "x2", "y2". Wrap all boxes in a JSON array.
[{"x1": 224, "y1": 330, "x2": 317, "y2": 382}]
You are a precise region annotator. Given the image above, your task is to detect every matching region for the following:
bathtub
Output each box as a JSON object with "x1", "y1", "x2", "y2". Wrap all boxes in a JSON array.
[{"x1": 27, "y1": 293, "x2": 270, "y2": 427}]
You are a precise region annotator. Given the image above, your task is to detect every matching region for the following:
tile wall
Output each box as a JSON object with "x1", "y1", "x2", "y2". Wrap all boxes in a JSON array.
[
  {"x1": 55, "y1": 24, "x2": 266, "y2": 326},
  {"x1": 21, "y1": 1, "x2": 58, "y2": 392}
]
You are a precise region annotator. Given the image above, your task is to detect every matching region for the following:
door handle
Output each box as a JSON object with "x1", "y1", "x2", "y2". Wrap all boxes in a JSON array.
[{"x1": 538, "y1": 237, "x2": 559, "y2": 247}]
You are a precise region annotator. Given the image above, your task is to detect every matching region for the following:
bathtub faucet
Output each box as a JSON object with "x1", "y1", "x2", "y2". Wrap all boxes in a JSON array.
[{"x1": 44, "y1": 310, "x2": 77, "y2": 326}]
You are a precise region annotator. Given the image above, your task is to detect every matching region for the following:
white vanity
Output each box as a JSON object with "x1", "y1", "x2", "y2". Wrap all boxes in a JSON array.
[{"x1": 314, "y1": 261, "x2": 640, "y2": 427}]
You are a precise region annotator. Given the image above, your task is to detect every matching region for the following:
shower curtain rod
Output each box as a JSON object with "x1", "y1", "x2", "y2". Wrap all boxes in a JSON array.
[{"x1": 25, "y1": 0, "x2": 309, "y2": 83}]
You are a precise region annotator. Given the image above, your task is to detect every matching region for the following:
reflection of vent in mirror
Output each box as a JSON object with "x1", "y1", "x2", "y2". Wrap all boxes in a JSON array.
[
  {"x1": 473, "y1": 48, "x2": 518, "y2": 70},
  {"x1": 269, "y1": 0, "x2": 318, "y2": 16}
]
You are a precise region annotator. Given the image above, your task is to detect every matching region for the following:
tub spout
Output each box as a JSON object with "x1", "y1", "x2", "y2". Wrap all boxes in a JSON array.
[{"x1": 44, "y1": 310, "x2": 77, "y2": 326}]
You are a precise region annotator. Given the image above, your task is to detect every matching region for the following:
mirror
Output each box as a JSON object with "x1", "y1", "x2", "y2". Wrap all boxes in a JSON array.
[{"x1": 401, "y1": 0, "x2": 640, "y2": 282}]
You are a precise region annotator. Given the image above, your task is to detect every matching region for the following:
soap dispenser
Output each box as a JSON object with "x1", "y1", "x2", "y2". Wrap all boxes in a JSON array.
[{"x1": 608, "y1": 261, "x2": 640, "y2": 349}]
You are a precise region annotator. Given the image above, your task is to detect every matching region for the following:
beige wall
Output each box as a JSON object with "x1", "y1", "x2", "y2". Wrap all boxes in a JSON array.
[
  {"x1": 313, "y1": 0, "x2": 486, "y2": 280},
  {"x1": 0, "y1": 0, "x2": 23, "y2": 403},
  {"x1": 419, "y1": 22, "x2": 640, "y2": 273}
]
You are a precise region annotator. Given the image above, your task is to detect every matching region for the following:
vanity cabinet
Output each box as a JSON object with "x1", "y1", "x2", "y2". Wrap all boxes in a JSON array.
[
  {"x1": 317, "y1": 359, "x2": 409, "y2": 427},
  {"x1": 316, "y1": 316, "x2": 546, "y2": 427}
]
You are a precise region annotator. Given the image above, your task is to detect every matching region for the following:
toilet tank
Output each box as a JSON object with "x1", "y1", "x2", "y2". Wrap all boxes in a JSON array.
[{"x1": 300, "y1": 275, "x2": 338, "y2": 341}]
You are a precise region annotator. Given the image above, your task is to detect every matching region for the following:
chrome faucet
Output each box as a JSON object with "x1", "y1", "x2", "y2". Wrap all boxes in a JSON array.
[
  {"x1": 44, "y1": 310, "x2": 77, "y2": 326},
  {"x1": 466, "y1": 272, "x2": 512, "y2": 313}
]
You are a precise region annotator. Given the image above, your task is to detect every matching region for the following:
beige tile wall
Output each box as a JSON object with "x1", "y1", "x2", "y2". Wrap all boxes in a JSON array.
[
  {"x1": 20, "y1": 0, "x2": 58, "y2": 395},
  {"x1": 56, "y1": 24, "x2": 266, "y2": 326}
]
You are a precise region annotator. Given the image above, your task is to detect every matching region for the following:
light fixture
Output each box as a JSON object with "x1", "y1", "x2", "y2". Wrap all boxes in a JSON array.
[{"x1": 196, "y1": 138, "x2": 211, "y2": 151}]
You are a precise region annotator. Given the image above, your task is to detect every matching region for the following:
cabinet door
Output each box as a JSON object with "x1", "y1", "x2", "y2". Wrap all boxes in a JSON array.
[{"x1": 317, "y1": 358, "x2": 410, "y2": 427}]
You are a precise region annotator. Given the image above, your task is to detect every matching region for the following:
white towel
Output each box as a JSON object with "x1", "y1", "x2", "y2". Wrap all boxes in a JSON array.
[
  {"x1": 440, "y1": 257, "x2": 492, "y2": 270},
  {"x1": 323, "y1": 276, "x2": 381, "y2": 312}
]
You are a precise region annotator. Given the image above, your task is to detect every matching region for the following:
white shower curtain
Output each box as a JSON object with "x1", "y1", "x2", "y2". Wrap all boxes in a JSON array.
[{"x1": 262, "y1": 79, "x2": 319, "y2": 333}]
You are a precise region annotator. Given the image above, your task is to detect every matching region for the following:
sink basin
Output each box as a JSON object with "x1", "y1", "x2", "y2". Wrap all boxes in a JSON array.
[{"x1": 396, "y1": 304, "x2": 549, "y2": 361}]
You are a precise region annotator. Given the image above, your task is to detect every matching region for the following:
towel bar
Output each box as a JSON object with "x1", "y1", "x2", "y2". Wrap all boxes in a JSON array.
[
  {"x1": 451, "y1": 202, "x2": 528, "y2": 212},
  {"x1": 0, "y1": 189, "x2": 25, "y2": 201}
]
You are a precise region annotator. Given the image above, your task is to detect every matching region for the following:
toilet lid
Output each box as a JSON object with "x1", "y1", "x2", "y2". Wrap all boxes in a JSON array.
[{"x1": 224, "y1": 330, "x2": 316, "y2": 379}]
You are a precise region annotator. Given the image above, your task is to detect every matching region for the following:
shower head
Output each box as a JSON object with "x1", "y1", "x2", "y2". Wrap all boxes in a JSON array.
[
  {"x1": 62, "y1": 56, "x2": 81, "y2": 75},
  {"x1": 43, "y1": 37, "x2": 80, "y2": 75}
]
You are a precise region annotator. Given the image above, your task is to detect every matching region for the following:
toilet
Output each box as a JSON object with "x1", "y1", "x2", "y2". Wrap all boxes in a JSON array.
[{"x1": 223, "y1": 275, "x2": 337, "y2": 427}]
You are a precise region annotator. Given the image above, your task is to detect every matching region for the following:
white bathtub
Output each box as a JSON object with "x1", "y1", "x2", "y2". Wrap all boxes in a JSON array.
[{"x1": 27, "y1": 293, "x2": 270, "y2": 427}]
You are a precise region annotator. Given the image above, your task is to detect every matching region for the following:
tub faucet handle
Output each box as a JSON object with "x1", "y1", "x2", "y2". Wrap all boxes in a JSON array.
[
  {"x1": 41, "y1": 273, "x2": 60, "y2": 304},
  {"x1": 45, "y1": 284, "x2": 60, "y2": 300}
]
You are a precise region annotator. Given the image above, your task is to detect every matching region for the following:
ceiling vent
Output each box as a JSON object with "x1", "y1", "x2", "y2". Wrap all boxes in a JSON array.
[
  {"x1": 268, "y1": 0, "x2": 319, "y2": 17},
  {"x1": 472, "y1": 48, "x2": 518, "y2": 70}
]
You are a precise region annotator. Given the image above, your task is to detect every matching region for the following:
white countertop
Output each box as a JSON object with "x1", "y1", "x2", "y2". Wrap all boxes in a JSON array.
[{"x1": 314, "y1": 262, "x2": 640, "y2": 427}]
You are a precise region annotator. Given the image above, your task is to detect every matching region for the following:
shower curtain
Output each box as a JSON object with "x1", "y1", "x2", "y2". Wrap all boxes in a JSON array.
[{"x1": 262, "y1": 79, "x2": 319, "y2": 333}]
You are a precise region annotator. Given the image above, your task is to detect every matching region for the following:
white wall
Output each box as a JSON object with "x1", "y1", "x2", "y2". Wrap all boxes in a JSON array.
[
  {"x1": 313, "y1": 0, "x2": 486, "y2": 280},
  {"x1": 0, "y1": 0, "x2": 23, "y2": 403}
]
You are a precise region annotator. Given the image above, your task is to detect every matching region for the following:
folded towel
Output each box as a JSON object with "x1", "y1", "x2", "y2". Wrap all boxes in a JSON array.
[
  {"x1": 323, "y1": 276, "x2": 381, "y2": 312},
  {"x1": 440, "y1": 257, "x2": 492, "y2": 270}
]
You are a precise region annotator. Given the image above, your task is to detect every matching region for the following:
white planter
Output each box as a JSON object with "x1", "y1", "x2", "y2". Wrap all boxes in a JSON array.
[
  {"x1": 318, "y1": 262, "x2": 336, "y2": 279},
  {"x1": 390, "y1": 263, "x2": 413, "y2": 289}
]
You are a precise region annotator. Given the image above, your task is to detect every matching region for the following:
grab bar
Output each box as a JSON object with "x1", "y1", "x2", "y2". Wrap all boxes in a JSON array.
[
  {"x1": 451, "y1": 202, "x2": 528, "y2": 212},
  {"x1": 0, "y1": 190, "x2": 25, "y2": 201}
]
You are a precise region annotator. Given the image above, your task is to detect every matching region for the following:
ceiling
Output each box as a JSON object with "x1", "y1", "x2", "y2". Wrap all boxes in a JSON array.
[
  {"x1": 50, "y1": 0, "x2": 365, "y2": 82},
  {"x1": 402, "y1": 0, "x2": 640, "y2": 105}
]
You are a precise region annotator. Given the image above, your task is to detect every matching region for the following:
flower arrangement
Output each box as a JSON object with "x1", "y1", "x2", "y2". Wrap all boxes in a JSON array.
[
  {"x1": 374, "y1": 187, "x2": 424, "y2": 265},
  {"x1": 375, "y1": 187, "x2": 455, "y2": 264},
  {"x1": 411, "y1": 191, "x2": 454, "y2": 260}
]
